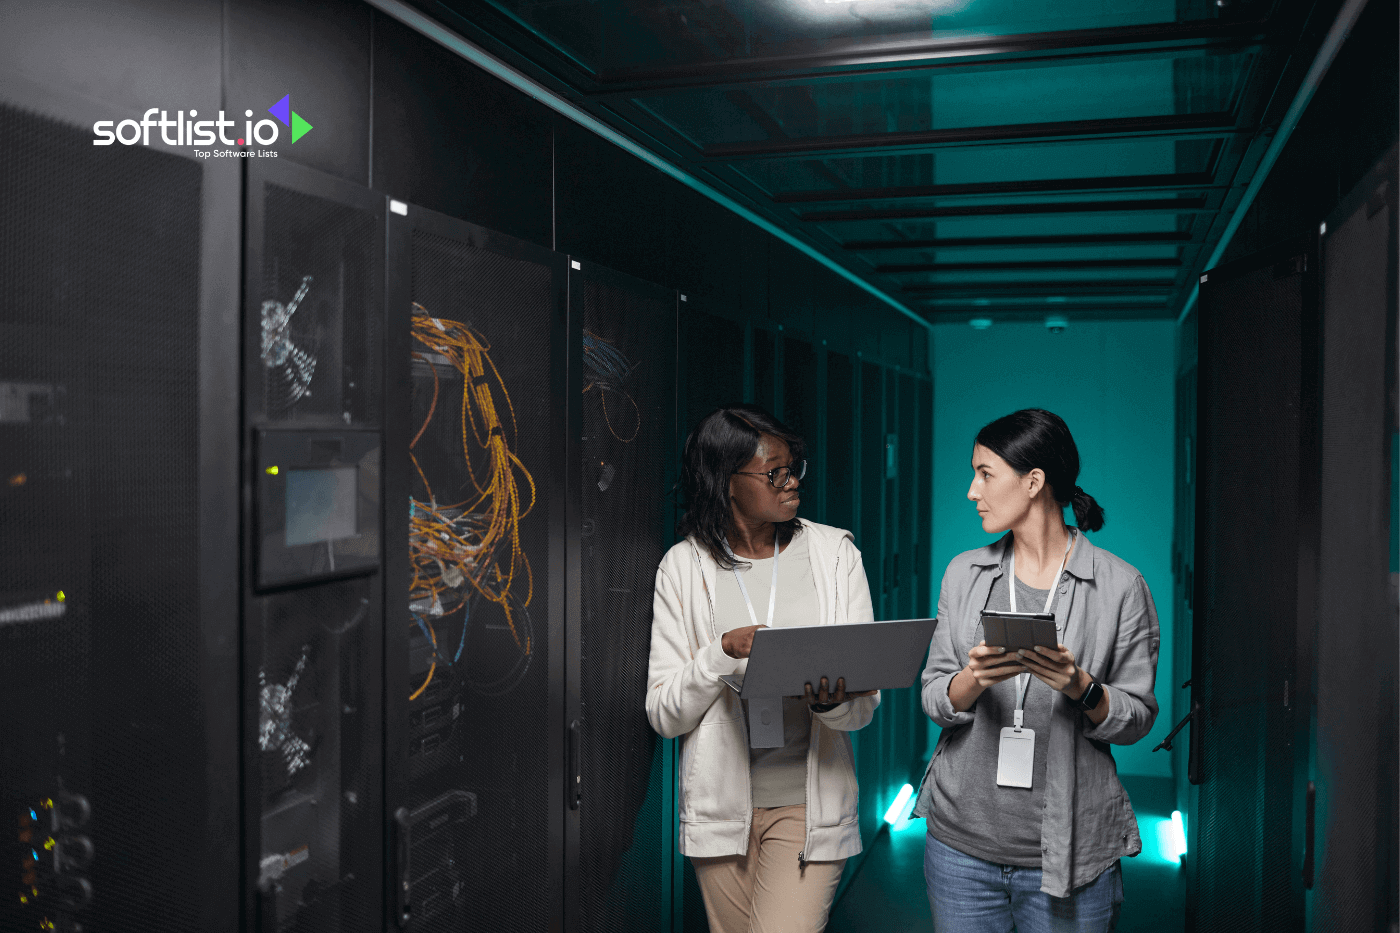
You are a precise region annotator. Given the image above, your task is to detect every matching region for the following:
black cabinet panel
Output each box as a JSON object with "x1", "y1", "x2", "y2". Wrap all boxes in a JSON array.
[
  {"x1": 385, "y1": 202, "x2": 567, "y2": 933},
  {"x1": 243, "y1": 159, "x2": 387, "y2": 933},
  {"x1": 0, "y1": 101, "x2": 207, "y2": 933},
  {"x1": 1191, "y1": 240, "x2": 1317, "y2": 932},
  {"x1": 570, "y1": 261, "x2": 677, "y2": 933}
]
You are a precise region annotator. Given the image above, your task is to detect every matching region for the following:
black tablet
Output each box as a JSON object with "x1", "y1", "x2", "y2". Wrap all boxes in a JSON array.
[{"x1": 980, "y1": 611, "x2": 1058, "y2": 652}]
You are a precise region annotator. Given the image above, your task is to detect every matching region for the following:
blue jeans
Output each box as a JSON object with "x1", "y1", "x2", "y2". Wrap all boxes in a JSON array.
[{"x1": 923, "y1": 834, "x2": 1122, "y2": 933}]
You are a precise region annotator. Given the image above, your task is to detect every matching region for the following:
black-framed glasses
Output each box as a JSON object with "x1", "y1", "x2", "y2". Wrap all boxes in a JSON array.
[{"x1": 734, "y1": 459, "x2": 807, "y2": 489}]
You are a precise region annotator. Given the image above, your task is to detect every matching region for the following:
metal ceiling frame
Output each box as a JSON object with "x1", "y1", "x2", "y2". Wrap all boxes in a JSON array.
[
  {"x1": 396, "y1": 0, "x2": 1351, "y2": 324},
  {"x1": 843, "y1": 232, "x2": 1196, "y2": 251},
  {"x1": 774, "y1": 172, "x2": 1219, "y2": 204},
  {"x1": 876, "y1": 258, "x2": 1182, "y2": 274},
  {"x1": 589, "y1": 17, "x2": 1271, "y2": 94},
  {"x1": 902, "y1": 279, "x2": 1177, "y2": 294},
  {"x1": 702, "y1": 113, "x2": 1243, "y2": 161},
  {"x1": 801, "y1": 197, "x2": 1212, "y2": 222}
]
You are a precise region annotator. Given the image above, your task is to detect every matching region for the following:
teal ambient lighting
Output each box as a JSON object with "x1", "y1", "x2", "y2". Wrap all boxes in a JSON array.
[
  {"x1": 1150, "y1": 811, "x2": 1187, "y2": 865},
  {"x1": 884, "y1": 783, "x2": 915, "y2": 825}
]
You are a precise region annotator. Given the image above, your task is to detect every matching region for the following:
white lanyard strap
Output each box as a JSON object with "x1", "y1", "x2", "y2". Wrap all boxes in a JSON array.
[
  {"x1": 726, "y1": 535, "x2": 780, "y2": 629},
  {"x1": 1008, "y1": 531, "x2": 1074, "y2": 726},
  {"x1": 1007, "y1": 529, "x2": 1074, "y2": 616}
]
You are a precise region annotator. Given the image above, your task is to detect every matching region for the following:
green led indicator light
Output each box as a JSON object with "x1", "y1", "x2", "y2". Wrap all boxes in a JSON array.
[{"x1": 266, "y1": 466, "x2": 280, "y2": 476}]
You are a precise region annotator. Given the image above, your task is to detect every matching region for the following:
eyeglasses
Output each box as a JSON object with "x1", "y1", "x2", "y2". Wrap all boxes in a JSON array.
[{"x1": 734, "y1": 459, "x2": 807, "y2": 489}]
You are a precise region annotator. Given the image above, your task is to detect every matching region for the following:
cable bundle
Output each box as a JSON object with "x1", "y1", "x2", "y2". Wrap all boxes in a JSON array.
[
  {"x1": 582, "y1": 329, "x2": 641, "y2": 442},
  {"x1": 408, "y1": 304, "x2": 537, "y2": 700}
]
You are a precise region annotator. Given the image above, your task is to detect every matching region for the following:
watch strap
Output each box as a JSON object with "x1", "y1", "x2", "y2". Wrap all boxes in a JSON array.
[{"x1": 1074, "y1": 680, "x2": 1104, "y2": 712}]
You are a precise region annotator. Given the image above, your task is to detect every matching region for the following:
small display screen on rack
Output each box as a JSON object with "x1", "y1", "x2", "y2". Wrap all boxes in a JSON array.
[{"x1": 285, "y1": 467, "x2": 357, "y2": 546}]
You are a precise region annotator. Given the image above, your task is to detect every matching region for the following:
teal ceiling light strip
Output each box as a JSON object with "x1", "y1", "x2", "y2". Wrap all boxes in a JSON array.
[
  {"x1": 364, "y1": 0, "x2": 932, "y2": 332},
  {"x1": 1177, "y1": 0, "x2": 1371, "y2": 325}
]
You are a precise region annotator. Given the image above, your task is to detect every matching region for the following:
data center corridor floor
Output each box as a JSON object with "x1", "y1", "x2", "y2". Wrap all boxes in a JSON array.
[{"x1": 827, "y1": 776, "x2": 1186, "y2": 933}]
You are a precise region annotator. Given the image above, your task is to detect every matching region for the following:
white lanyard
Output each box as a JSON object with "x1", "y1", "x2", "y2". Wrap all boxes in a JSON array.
[
  {"x1": 1007, "y1": 531, "x2": 1074, "y2": 723},
  {"x1": 725, "y1": 535, "x2": 780, "y2": 629}
]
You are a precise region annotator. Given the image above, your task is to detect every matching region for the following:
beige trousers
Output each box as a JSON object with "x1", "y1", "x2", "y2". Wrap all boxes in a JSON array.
[{"x1": 691, "y1": 805, "x2": 847, "y2": 933}]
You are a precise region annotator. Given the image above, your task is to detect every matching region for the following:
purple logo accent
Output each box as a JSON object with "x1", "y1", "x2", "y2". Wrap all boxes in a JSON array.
[{"x1": 268, "y1": 94, "x2": 291, "y2": 128}]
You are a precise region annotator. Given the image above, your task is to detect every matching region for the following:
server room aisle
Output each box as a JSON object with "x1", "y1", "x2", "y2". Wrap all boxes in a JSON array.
[{"x1": 827, "y1": 776, "x2": 1185, "y2": 933}]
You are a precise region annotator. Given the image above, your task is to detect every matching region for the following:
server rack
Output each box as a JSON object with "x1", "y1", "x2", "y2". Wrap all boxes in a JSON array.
[
  {"x1": 565, "y1": 259, "x2": 678, "y2": 933},
  {"x1": 241, "y1": 158, "x2": 387, "y2": 933},
  {"x1": 0, "y1": 101, "x2": 241, "y2": 933},
  {"x1": 1310, "y1": 147, "x2": 1398, "y2": 933},
  {"x1": 383, "y1": 201, "x2": 569, "y2": 933},
  {"x1": 1192, "y1": 237, "x2": 1318, "y2": 933}
]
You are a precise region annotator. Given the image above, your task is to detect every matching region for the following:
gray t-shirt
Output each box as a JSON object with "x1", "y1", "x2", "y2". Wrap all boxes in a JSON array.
[
  {"x1": 715, "y1": 531, "x2": 820, "y2": 808},
  {"x1": 927, "y1": 573, "x2": 1056, "y2": 866}
]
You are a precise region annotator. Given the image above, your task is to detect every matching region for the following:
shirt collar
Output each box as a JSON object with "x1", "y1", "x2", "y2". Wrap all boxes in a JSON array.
[{"x1": 971, "y1": 529, "x2": 1097, "y2": 580}]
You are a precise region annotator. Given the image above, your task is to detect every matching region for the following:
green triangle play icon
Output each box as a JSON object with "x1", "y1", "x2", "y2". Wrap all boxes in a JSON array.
[{"x1": 291, "y1": 111, "x2": 313, "y2": 143}]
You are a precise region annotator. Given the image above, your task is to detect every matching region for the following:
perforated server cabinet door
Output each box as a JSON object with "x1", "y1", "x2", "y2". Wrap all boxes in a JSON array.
[
  {"x1": 243, "y1": 160, "x2": 386, "y2": 933},
  {"x1": 1191, "y1": 241, "x2": 1317, "y2": 933},
  {"x1": 1311, "y1": 150, "x2": 1398, "y2": 933},
  {"x1": 566, "y1": 260, "x2": 677, "y2": 933},
  {"x1": 384, "y1": 202, "x2": 568, "y2": 933},
  {"x1": 0, "y1": 102, "x2": 227, "y2": 933}
]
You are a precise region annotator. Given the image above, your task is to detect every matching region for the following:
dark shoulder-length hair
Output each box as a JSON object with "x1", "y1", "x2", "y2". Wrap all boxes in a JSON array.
[
  {"x1": 677, "y1": 405, "x2": 807, "y2": 569},
  {"x1": 975, "y1": 408, "x2": 1106, "y2": 532}
]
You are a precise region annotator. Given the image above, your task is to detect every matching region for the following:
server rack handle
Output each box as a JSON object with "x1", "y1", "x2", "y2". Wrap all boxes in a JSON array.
[
  {"x1": 569, "y1": 720, "x2": 583, "y2": 810},
  {"x1": 1302, "y1": 781, "x2": 1315, "y2": 889},
  {"x1": 393, "y1": 806, "x2": 412, "y2": 926}
]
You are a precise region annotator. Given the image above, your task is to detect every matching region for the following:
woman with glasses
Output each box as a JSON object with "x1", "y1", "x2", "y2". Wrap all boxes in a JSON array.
[
  {"x1": 912, "y1": 409, "x2": 1160, "y2": 932},
  {"x1": 646, "y1": 404, "x2": 879, "y2": 933}
]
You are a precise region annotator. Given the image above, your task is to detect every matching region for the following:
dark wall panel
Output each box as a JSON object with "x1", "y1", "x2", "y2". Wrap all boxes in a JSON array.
[
  {"x1": 752, "y1": 328, "x2": 777, "y2": 414},
  {"x1": 667, "y1": 184, "x2": 768, "y2": 320},
  {"x1": 554, "y1": 120, "x2": 673, "y2": 287},
  {"x1": 678, "y1": 309, "x2": 745, "y2": 440},
  {"x1": 227, "y1": 0, "x2": 372, "y2": 185},
  {"x1": 860, "y1": 363, "x2": 885, "y2": 617},
  {"x1": 825, "y1": 353, "x2": 856, "y2": 538},
  {"x1": 916, "y1": 380, "x2": 933, "y2": 617},
  {"x1": 372, "y1": 11, "x2": 553, "y2": 246},
  {"x1": 897, "y1": 375, "x2": 918, "y2": 622},
  {"x1": 782, "y1": 338, "x2": 820, "y2": 510},
  {"x1": 0, "y1": 0, "x2": 222, "y2": 127}
]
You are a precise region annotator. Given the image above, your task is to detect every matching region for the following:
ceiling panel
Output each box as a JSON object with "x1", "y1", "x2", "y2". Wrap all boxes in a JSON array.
[
  {"x1": 632, "y1": 49, "x2": 1251, "y2": 148},
  {"x1": 428, "y1": 0, "x2": 1321, "y2": 323},
  {"x1": 730, "y1": 137, "x2": 1222, "y2": 196},
  {"x1": 476, "y1": 0, "x2": 1221, "y2": 74}
]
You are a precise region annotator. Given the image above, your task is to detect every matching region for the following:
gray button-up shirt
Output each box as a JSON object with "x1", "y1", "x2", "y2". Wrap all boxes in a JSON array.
[{"x1": 911, "y1": 532, "x2": 1161, "y2": 897}]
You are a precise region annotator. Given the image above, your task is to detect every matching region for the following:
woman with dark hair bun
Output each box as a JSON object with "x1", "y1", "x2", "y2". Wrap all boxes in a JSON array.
[
  {"x1": 911, "y1": 408, "x2": 1160, "y2": 932},
  {"x1": 646, "y1": 404, "x2": 880, "y2": 933}
]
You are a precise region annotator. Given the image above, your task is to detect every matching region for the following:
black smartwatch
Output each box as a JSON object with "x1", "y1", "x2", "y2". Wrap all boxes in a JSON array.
[{"x1": 1072, "y1": 679, "x2": 1104, "y2": 712}]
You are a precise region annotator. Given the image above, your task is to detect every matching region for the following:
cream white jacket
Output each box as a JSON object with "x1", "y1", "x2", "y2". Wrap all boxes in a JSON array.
[{"x1": 645, "y1": 519, "x2": 881, "y2": 862}]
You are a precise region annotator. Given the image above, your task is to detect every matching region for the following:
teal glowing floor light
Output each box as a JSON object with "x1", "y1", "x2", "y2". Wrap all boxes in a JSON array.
[{"x1": 884, "y1": 784, "x2": 915, "y2": 826}]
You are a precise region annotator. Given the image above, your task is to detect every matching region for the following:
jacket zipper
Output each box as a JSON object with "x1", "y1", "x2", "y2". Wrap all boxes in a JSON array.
[{"x1": 799, "y1": 548, "x2": 842, "y2": 869}]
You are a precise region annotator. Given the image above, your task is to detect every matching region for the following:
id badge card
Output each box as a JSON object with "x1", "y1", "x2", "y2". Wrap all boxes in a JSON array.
[{"x1": 996, "y1": 727, "x2": 1035, "y2": 788}]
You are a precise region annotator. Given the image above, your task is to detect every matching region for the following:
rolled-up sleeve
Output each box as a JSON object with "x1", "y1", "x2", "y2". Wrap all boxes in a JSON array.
[
  {"x1": 645, "y1": 563, "x2": 737, "y2": 739},
  {"x1": 1082, "y1": 574, "x2": 1160, "y2": 745},
  {"x1": 922, "y1": 564, "x2": 975, "y2": 728}
]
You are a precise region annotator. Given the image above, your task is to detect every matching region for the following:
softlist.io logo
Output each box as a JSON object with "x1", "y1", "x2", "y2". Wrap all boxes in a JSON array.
[{"x1": 93, "y1": 94, "x2": 313, "y2": 156}]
